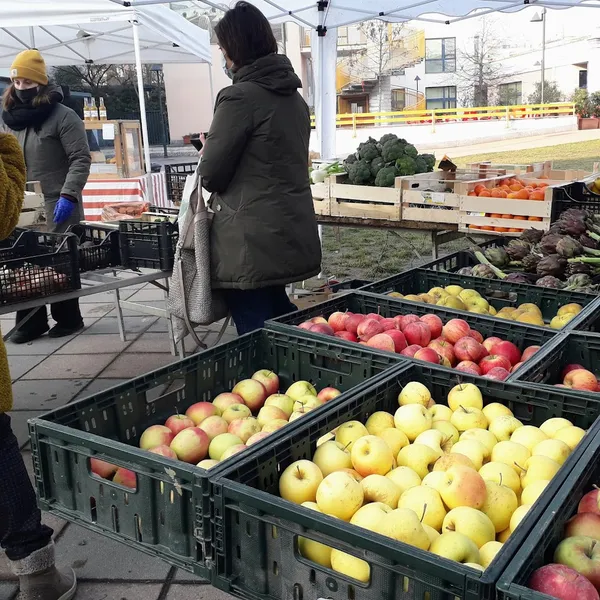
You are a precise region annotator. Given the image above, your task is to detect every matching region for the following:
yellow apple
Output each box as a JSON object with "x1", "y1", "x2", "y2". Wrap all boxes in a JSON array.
[
  {"x1": 279, "y1": 460, "x2": 324, "y2": 505},
  {"x1": 330, "y1": 550, "x2": 370, "y2": 583},
  {"x1": 521, "y1": 479, "x2": 550, "y2": 505},
  {"x1": 450, "y1": 407, "x2": 488, "y2": 433},
  {"x1": 312, "y1": 441, "x2": 352, "y2": 477},
  {"x1": 397, "y1": 444, "x2": 439, "y2": 479},
  {"x1": 398, "y1": 382, "x2": 432, "y2": 407},
  {"x1": 540, "y1": 417, "x2": 572, "y2": 438},
  {"x1": 438, "y1": 465, "x2": 487, "y2": 510},
  {"x1": 489, "y1": 416, "x2": 523, "y2": 442},
  {"x1": 316, "y1": 471, "x2": 364, "y2": 521},
  {"x1": 497, "y1": 528, "x2": 511, "y2": 543},
  {"x1": 399, "y1": 485, "x2": 447, "y2": 531},
  {"x1": 509, "y1": 504, "x2": 532, "y2": 533},
  {"x1": 482, "y1": 403, "x2": 514, "y2": 423},
  {"x1": 365, "y1": 411, "x2": 395, "y2": 435},
  {"x1": 491, "y1": 441, "x2": 531, "y2": 475},
  {"x1": 532, "y1": 439, "x2": 571, "y2": 465},
  {"x1": 298, "y1": 501, "x2": 332, "y2": 568},
  {"x1": 292, "y1": 395, "x2": 320, "y2": 413},
  {"x1": 286, "y1": 381, "x2": 317, "y2": 400},
  {"x1": 301, "y1": 501, "x2": 321, "y2": 511},
  {"x1": 350, "y1": 501, "x2": 391, "y2": 530},
  {"x1": 447, "y1": 383, "x2": 483, "y2": 411},
  {"x1": 265, "y1": 394, "x2": 295, "y2": 418},
  {"x1": 434, "y1": 453, "x2": 476, "y2": 472},
  {"x1": 510, "y1": 426, "x2": 548, "y2": 452},
  {"x1": 316, "y1": 432, "x2": 335, "y2": 447},
  {"x1": 553, "y1": 426, "x2": 586, "y2": 450},
  {"x1": 442, "y1": 506, "x2": 495, "y2": 548},
  {"x1": 423, "y1": 524, "x2": 440, "y2": 545},
  {"x1": 460, "y1": 428, "x2": 497, "y2": 458},
  {"x1": 422, "y1": 471, "x2": 448, "y2": 493},
  {"x1": 480, "y1": 541, "x2": 503, "y2": 568},
  {"x1": 386, "y1": 466, "x2": 422, "y2": 495},
  {"x1": 430, "y1": 532, "x2": 480, "y2": 564},
  {"x1": 360, "y1": 474, "x2": 401, "y2": 508},
  {"x1": 414, "y1": 429, "x2": 450, "y2": 455},
  {"x1": 335, "y1": 421, "x2": 369, "y2": 451},
  {"x1": 351, "y1": 435, "x2": 395, "y2": 477},
  {"x1": 465, "y1": 563, "x2": 485, "y2": 572},
  {"x1": 451, "y1": 439, "x2": 487, "y2": 470},
  {"x1": 520, "y1": 455, "x2": 560, "y2": 488},
  {"x1": 430, "y1": 405, "x2": 453, "y2": 422},
  {"x1": 480, "y1": 480, "x2": 518, "y2": 533},
  {"x1": 394, "y1": 405, "x2": 432, "y2": 441},
  {"x1": 479, "y1": 462, "x2": 522, "y2": 496},
  {"x1": 379, "y1": 508, "x2": 431, "y2": 550},
  {"x1": 433, "y1": 421, "x2": 460, "y2": 444},
  {"x1": 377, "y1": 428, "x2": 409, "y2": 456}
]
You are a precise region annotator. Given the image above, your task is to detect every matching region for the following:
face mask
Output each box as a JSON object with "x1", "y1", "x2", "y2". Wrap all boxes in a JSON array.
[
  {"x1": 221, "y1": 54, "x2": 234, "y2": 80},
  {"x1": 15, "y1": 87, "x2": 38, "y2": 103}
]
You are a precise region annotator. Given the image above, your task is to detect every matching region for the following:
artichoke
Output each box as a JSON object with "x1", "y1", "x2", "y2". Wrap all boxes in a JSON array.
[
  {"x1": 565, "y1": 273, "x2": 592, "y2": 288},
  {"x1": 580, "y1": 234, "x2": 599, "y2": 250},
  {"x1": 555, "y1": 216, "x2": 587, "y2": 237},
  {"x1": 566, "y1": 261, "x2": 593, "y2": 277},
  {"x1": 536, "y1": 276, "x2": 564, "y2": 289},
  {"x1": 561, "y1": 208, "x2": 592, "y2": 222},
  {"x1": 484, "y1": 246, "x2": 509, "y2": 268},
  {"x1": 536, "y1": 254, "x2": 567, "y2": 278},
  {"x1": 556, "y1": 236, "x2": 583, "y2": 259},
  {"x1": 457, "y1": 267, "x2": 474, "y2": 276},
  {"x1": 505, "y1": 273, "x2": 531, "y2": 284},
  {"x1": 471, "y1": 264, "x2": 497, "y2": 279},
  {"x1": 520, "y1": 228, "x2": 545, "y2": 244},
  {"x1": 522, "y1": 253, "x2": 542, "y2": 273},
  {"x1": 539, "y1": 233, "x2": 562, "y2": 255},
  {"x1": 506, "y1": 239, "x2": 532, "y2": 261}
]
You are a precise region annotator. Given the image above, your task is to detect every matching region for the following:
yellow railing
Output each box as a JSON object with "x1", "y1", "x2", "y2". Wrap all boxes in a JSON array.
[{"x1": 310, "y1": 102, "x2": 576, "y2": 133}]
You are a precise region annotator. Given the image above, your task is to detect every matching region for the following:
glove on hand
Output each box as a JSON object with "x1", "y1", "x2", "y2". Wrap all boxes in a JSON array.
[{"x1": 53, "y1": 196, "x2": 76, "y2": 224}]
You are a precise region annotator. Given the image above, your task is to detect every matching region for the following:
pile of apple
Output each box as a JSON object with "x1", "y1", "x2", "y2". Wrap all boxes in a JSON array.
[
  {"x1": 277, "y1": 381, "x2": 587, "y2": 582},
  {"x1": 555, "y1": 364, "x2": 600, "y2": 393},
  {"x1": 90, "y1": 370, "x2": 341, "y2": 487},
  {"x1": 528, "y1": 488, "x2": 600, "y2": 600},
  {"x1": 299, "y1": 310, "x2": 540, "y2": 380}
]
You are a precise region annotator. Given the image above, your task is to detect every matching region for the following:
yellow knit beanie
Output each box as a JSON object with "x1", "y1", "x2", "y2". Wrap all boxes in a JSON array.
[{"x1": 10, "y1": 50, "x2": 48, "y2": 86}]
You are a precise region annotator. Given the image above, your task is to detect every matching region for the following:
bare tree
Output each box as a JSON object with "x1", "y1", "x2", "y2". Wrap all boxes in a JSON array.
[{"x1": 53, "y1": 64, "x2": 114, "y2": 96}]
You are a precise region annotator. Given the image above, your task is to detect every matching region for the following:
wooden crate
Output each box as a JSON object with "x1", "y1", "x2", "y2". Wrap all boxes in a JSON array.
[
  {"x1": 19, "y1": 181, "x2": 45, "y2": 227},
  {"x1": 520, "y1": 168, "x2": 591, "y2": 182},
  {"x1": 466, "y1": 160, "x2": 552, "y2": 175},
  {"x1": 311, "y1": 180, "x2": 330, "y2": 216}
]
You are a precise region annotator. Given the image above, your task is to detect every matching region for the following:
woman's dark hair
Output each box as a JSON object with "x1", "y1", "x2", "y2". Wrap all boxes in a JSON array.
[
  {"x1": 2, "y1": 83, "x2": 53, "y2": 110},
  {"x1": 215, "y1": 1, "x2": 278, "y2": 68}
]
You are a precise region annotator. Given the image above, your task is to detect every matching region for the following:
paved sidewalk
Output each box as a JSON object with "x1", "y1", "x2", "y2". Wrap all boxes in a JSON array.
[{"x1": 0, "y1": 282, "x2": 238, "y2": 600}]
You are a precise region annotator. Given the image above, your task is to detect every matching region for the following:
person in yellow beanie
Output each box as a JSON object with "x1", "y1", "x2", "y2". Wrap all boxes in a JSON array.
[
  {"x1": 0, "y1": 133, "x2": 77, "y2": 599},
  {"x1": 1, "y1": 49, "x2": 91, "y2": 344}
]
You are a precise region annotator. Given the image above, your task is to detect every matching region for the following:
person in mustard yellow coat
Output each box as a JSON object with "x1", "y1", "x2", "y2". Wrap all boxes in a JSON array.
[{"x1": 0, "y1": 132, "x2": 77, "y2": 599}]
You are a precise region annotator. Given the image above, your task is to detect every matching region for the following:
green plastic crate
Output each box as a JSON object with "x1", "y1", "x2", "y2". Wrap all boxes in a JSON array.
[
  {"x1": 209, "y1": 362, "x2": 600, "y2": 600},
  {"x1": 28, "y1": 328, "x2": 401, "y2": 578},
  {"x1": 497, "y1": 426, "x2": 600, "y2": 600},
  {"x1": 360, "y1": 268, "x2": 600, "y2": 331}
]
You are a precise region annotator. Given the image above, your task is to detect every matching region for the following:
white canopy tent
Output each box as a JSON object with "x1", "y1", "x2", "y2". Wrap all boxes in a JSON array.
[{"x1": 0, "y1": 0, "x2": 212, "y2": 190}]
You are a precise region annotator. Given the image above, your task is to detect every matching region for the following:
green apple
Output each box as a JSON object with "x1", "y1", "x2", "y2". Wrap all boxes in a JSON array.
[
  {"x1": 554, "y1": 535, "x2": 600, "y2": 590},
  {"x1": 208, "y1": 432, "x2": 244, "y2": 461},
  {"x1": 286, "y1": 381, "x2": 317, "y2": 400},
  {"x1": 442, "y1": 506, "x2": 495, "y2": 548},
  {"x1": 398, "y1": 382, "x2": 432, "y2": 407},
  {"x1": 430, "y1": 532, "x2": 481, "y2": 564},
  {"x1": 279, "y1": 459, "x2": 323, "y2": 504},
  {"x1": 292, "y1": 395, "x2": 321, "y2": 413},
  {"x1": 480, "y1": 541, "x2": 503, "y2": 568},
  {"x1": 265, "y1": 394, "x2": 295, "y2": 418},
  {"x1": 447, "y1": 383, "x2": 483, "y2": 411}
]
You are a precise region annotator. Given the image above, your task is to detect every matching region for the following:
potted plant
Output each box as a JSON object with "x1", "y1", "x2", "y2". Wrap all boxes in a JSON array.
[
  {"x1": 182, "y1": 133, "x2": 199, "y2": 145},
  {"x1": 574, "y1": 89, "x2": 598, "y2": 129}
]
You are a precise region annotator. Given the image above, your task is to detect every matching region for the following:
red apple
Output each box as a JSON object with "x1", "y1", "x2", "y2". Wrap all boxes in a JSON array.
[
  {"x1": 164, "y1": 414, "x2": 195, "y2": 435},
  {"x1": 554, "y1": 536, "x2": 600, "y2": 591},
  {"x1": 139, "y1": 425, "x2": 174, "y2": 451},
  {"x1": 298, "y1": 321, "x2": 313, "y2": 330},
  {"x1": 414, "y1": 347, "x2": 442, "y2": 364},
  {"x1": 522, "y1": 345, "x2": 541, "y2": 362},
  {"x1": 401, "y1": 344, "x2": 423, "y2": 358},
  {"x1": 562, "y1": 364, "x2": 588, "y2": 380},
  {"x1": 317, "y1": 387, "x2": 342, "y2": 403},
  {"x1": 483, "y1": 337, "x2": 503, "y2": 353},
  {"x1": 565, "y1": 513, "x2": 600, "y2": 541},
  {"x1": 480, "y1": 355, "x2": 512, "y2": 375},
  {"x1": 428, "y1": 339, "x2": 455, "y2": 366},
  {"x1": 382, "y1": 329, "x2": 408, "y2": 353},
  {"x1": 309, "y1": 317, "x2": 328, "y2": 325},
  {"x1": 579, "y1": 490, "x2": 600, "y2": 516},
  {"x1": 366, "y1": 333, "x2": 396, "y2": 353},
  {"x1": 454, "y1": 337, "x2": 487, "y2": 363},
  {"x1": 379, "y1": 317, "x2": 397, "y2": 331},
  {"x1": 529, "y1": 564, "x2": 599, "y2": 600},
  {"x1": 170, "y1": 427, "x2": 210, "y2": 463},
  {"x1": 490, "y1": 340, "x2": 522, "y2": 366},
  {"x1": 442, "y1": 319, "x2": 471, "y2": 344},
  {"x1": 113, "y1": 467, "x2": 137, "y2": 489},
  {"x1": 199, "y1": 416, "x2": 230, "y2": 440},
  {"x1": 252, "y1": 370, "x2": 280, "y2": 396},
  {"x1": 564, "y1": 369, "x2": 599, "y2": 392},
  {"x1": 467, "y1": 329, "x2": 484, "y2": 344},
  {"x1": 439, "y1": 356, "x2": 452, "y2": 368},
  {"x1": 404, "y1": 321, "x2": 432, "y2": 347},
  {"x1": 232, "y1": 379, "x2": 268, "y2": 412},
  {"x1": 398, "y1": 314, "x2": 421, "y2": 331},
  {"x1": 335, "y1": 331, "x2": 358, "y2": 343},
  {"x1": 246, "y1": 431, "x2": 271, "y2": 446},
  {"x1": 90, "y1": 458, "x2": 118, "y2": 479},
  {"x1": 366, "y1": 313, "x2": 383, "y2": 322},
  {"x1": 186, "y1": 402, "x2": 220, "y2": 425},
  {"x1": 212, "y1": 393, "x2": 244, "y2": 413},
  {"x1": 310, "y1": 323, "x2": 335, "y2": 336},
  {"x1": 455, "y1": 361, "x2": 482, "y2": 376},
  {"x1": 420, "y1": 314, "x2": 443, "y2": 339},
  {"x1": 357, "y1": 318, "x2": 384, "y2": 342},
  {"x1": 149, "y1": 445, "x2": 178, "y2": 459},
  {"x1": 484, "y1": 367, "x2": 511, "y2": 381},
  {"x1": 345, "y1": 314, "x2": 366, "y2": 334},
  {"x1": 328, "y1": 311, "x2": 351, "y2": 332},
  {"x1": 511, "y1": 362, "x2": 525, "y2": 373}
]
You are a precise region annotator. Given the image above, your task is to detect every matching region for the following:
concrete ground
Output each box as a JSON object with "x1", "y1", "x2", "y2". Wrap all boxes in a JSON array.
[{"x1": 0, "y1": 281, "x2": 238, "y2": 600}]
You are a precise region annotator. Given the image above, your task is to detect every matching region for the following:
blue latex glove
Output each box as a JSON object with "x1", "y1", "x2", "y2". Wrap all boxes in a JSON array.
[{"x1": 53, "y1": 196, "x2": 76, "y2": 224}]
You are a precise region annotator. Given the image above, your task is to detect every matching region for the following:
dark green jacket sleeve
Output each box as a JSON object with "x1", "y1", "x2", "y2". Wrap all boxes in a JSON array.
[
  {"x1": 200, "y1": 85, "x2": 251, "y2": 196},
  {"x1": 58, "y1": 110, "x2": 91, "y2": 200}
]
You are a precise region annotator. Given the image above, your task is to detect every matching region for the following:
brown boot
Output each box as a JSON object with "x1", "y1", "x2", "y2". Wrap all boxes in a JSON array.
[{"x1": 10, "y1": 542, "x2": 77, "y2": 600}]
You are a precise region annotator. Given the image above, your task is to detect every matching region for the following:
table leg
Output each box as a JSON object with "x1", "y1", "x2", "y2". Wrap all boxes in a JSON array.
[{"x1": 113, "y1": 288, "x2": 126, "y2": 342}]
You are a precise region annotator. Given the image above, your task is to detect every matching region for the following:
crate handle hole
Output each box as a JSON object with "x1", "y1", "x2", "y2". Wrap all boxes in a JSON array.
[
  {"x1": 236, "y1": 545, "x2": 241, "y2": 559},
  {"x1": 159, "y1": 511, "x2": 165, "y2": 526},
  {"x1": 245, "y1": 521, "x2": 252, "y2": 536},
  {"x1": 271, "y1": 525, "x2": 278, "y2": 539},
  {"x1": 111, "y1": 505, "x2": 120, "y2": 532},
  {"x1": 90, "y1": 497, "x2": 97, "y2": 523},
  {"x1": 403, "y1": 576, "x2": 410, "y2": 593},
  {"x1": 273, "y1": 561, "x2": 279, "y2": 576},
  {"x1": 54, "y1": 451, "x2": 59, "y2": 463},
  {"x1": 135, "y1": 514, "x2": 142, "y2": 541},
  {"x1": 309, "y1": 569, "x2": 316, "y2": 584},
  {"x1": 348, "y1": 584, "x2": 355, "y2": 600},
  {"x1": 293, "y1": 583, "x2": 303, "y2": 600}
]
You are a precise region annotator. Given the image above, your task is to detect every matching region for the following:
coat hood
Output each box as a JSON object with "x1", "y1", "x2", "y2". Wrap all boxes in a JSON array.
[{"x1": 233, "y1": 54, "x2": 302, "y2": 96}]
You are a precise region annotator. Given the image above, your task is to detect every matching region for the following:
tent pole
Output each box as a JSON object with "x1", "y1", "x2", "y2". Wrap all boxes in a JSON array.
[{"x1": 132, "y1": 19, "x2": 154, "y2": 202}]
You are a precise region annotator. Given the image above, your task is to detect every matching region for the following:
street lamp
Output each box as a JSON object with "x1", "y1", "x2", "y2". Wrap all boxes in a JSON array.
[{"x1": 531, "y1": 8, "x2": 547, "y2": 104}]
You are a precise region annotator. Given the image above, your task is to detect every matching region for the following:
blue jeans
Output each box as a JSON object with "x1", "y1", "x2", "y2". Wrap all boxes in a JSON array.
[
  {"x1": 0, "y1": 413, "x2": 53, "y2": 561},
  {"x1": 222, "y1": 286, "x2": 297, "y2": 336}
]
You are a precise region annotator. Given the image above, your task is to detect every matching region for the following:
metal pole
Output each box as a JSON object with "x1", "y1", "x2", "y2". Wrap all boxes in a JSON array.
[
  {"x1": 541, "y1": 8, "x2": 546, "y2": 105},
  {"x1": 157, "y1": 70, "x2": 168, "y2": 158}
]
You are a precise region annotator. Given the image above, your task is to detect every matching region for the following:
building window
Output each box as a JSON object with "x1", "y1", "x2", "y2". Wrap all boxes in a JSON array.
[
  {"x1": 498, "y1": 81, "x2": 522, "y2": 106},
  {"x1": 425, "y1": 38, "x2": 456, "y2": 73},
  {"x1": 338, "y1": 26, "x2": 349, "y2": 45},
  {"x1": 391, "y1": 89, "x2": 406, "y2": 111},
  {"x1": 425, "y1": 86, "x2": 457, "y2": 110}
]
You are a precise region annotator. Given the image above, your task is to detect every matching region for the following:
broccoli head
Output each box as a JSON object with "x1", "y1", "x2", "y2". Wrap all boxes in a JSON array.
[
  {"x1": 403, "y1": 144, "x2": 418, "y2": 158},
  {"x1": 357, "y1": 137, "x2": 380, "y2": 162},
  {"x1": 395, "y1": 156, "x2": 417, "y2": 176},
  {"x1": 378, "y1": 133, "x2": 399, "y2": 147},
  {"x1": 375, "y1": 165, "x2": 398, "y2": 187},
  {"x1": 414, "y1": 156, "x2": 429, "y2": 174},
  {"x1": 348, "y1": 158, "x2": 373, "y2": 185},
  {"x1": 370, "y1": 156, "x2": 386, "y2": 177},
  {"x1": 420, "y1": 153, "x2": 436, "y2": 171},
  {"x1": 381, "y1": 139, "x2": 406, "y2": 163},
  {"x1": 344, "y1": 153, "x2": 358, "y2": 165}
]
